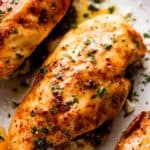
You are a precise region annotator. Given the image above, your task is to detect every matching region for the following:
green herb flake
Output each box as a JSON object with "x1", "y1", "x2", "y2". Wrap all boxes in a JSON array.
[
  {"x1": 55, "y1": 73, "x2": 62, "y2": 80},
  {"x1": 88, "y1": 52, "x2": 97, "y2": 64},
  {"x1": 10, "y1": 0, "x2": 19, "y2": 4},
  {"x1": 85, "y1": 39, "x2": 91, "y2": 46},
  {"x1": 96, "y1": 86, "x2": 106, "y2": 97},
  {"x1": 133, "y1": 39, "x2": 139, "y2": 47},
  {"x1": 72, "y1": 95, "x2": 79, "y2": 104},
  {"x1": 0, "y1": 9, "x2": 4, "y2": 14},
  {"x1": 8, "y1": 113, "x2": 11, "y2": 118},
  {"x1": 143, "y1": 33, "x2": 150, "y2": 38},
  {"x1": 111, "y1": 37, "x2": 116, "y2": 43},
  {"x1": 102, "y1": 44, "x2": 112, "y2": 50},
  {"x1": 51, "y1": 84, "x2": 63, "y2": 95},
  {"x1": 49, "y1": 125, "x2": 57, "y2": 132},
  {"x1": 40, "y1": 66, "x2": 47, "y2": 74},
  {"x1": 64, "y1": 53, "x2": 76, "y2": 63},
  {"x1": 50, "y1": 105, "x2": 59, "y2": 115},
  {"x1": 70, "y1": 23, "x2": 77, "y2": 29},
  {"x1": 6, "y1": 4, "x2": 12, "y2": 11},
  {"x1": 34, "y1": 138, "x2": 48, "y2": 149},
  {"x1": 64, "y1": 95, "x2": 79, "y2": 111},
  {"x1": 11, "y1": 28, "x2": 18, "y2": 34},
  {"x1": 144, "y1": 57, "x2": 150, "y2": 61},
  {"x1": 108, "y1": 6, "x2": 116, "y2": 14},
  {"x1": 83, "y1": 13, "x2": 89, "y2": 18},
  {"x1": 10, "y1": 0, "x2": 15, "y2": 4},
  {"x1": 91, "y1": 86, "x2": 107, "y2": 99},
  {"x1": 88, "y1": 4, "x2": 98, "y2": 11},
  {"x1": 93, "y1": 0, "x2": 101, "y2": 3},
  {"x1": 146, "y1": 75, "x2": 150, "y2": 83}
]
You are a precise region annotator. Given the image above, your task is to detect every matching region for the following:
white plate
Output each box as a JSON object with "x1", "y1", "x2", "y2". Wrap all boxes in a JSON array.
[{"x1": 0, "y1": 0, "x2": 150, "y2": 149}]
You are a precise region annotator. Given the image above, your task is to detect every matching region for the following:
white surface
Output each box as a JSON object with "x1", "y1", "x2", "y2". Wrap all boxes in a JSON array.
[{"x1": 0, "y1": 0, "x2": 150, "y2": 150}]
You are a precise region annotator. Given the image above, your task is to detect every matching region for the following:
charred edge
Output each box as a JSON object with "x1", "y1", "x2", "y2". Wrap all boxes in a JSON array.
[{"x1": 122, "y1": 112, "x2": 147, "y2": 139}]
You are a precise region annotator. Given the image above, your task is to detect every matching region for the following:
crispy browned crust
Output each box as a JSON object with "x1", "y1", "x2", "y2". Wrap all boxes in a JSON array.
[
  {"x1": 115, "y1": 112, "x2": 150, "y2": 150},
  {"x1": 0, "y1": 0, "x2": 70, "y2": 79}
]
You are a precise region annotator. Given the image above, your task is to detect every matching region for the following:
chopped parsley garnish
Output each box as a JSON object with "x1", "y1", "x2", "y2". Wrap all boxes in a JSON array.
[
  {"x1": 51, "y1": 84, "x2": 63, "y2": 95},
  {"x1": 6, "y1": 5, "x2": 12, "y2": 11},
  {"x1": 11, "y1": 28, "x2": 18, "y2": 34},
  {"x1": 70, "y1": 23, "x2": 77, "y2": 29},
  {"x1": 83, "y1": 13, "x2": 89, "y2": 18},
  {"x1": 108, "y1": 6, "x2": 116, "y2": 14},
  {"x1": 10, "y1": 0, "x2": 19, "y2": 4},
  {"x1": 88, "y1": 4, "x2": 99, "y2": 11},
  {"x1": 62, "y1": 95, "x2": 79, "y2": 112},
  {"x1": 10, "y1": 0, "x2": 15, "y2": 4},
  {"x1": 85, "y1": 39, "x2": 91, "y2": 46},
  {"x1": 88, "y1": 52, "x2": 97, "y2": 64},
  {"x1": 144, "y1": 57, "x2": 150, "y2": 61},
  {"x1": 0, "y1": 135, "x2": 4, "y2": 141},
  {"x1": 8, "y1": 113, "x2": 11, "y2": 118},
  {"x1": 111, "y1": 37, "x2": 116, "y2": 43},
  {"x1": 49, "y1": 125, "x2": 57, "y2": 132},
  {"x1": 0, "y1": 9, "x2": 4, "y2": 14},
  {"x1": 71, "y1": 95, "x2": 79, "y2": 104},
  {"x1": 64, "y1": 53, "x2": 75, "y2": 63},
  {"x1": 145, "y1": 75, "x2": 150, "y2": 83},
  {"x1": 133, "y1": 39, "x2": 139, "y2": 47},
  {"x1": 92, "y1": 86, "x2": 106, "y2": 99},
  {"x1": 34, "y1": 138, "x2": 48, "y2": 150},
  {"x1": 102, "y1": 44, "x2": 112, "y2": 50},
  {"x1": 93, "y1": 0, "x2": 101, "y2": 3},
  {"x1": 40, "y1": 66, "x2": 47, "y2": 74},
  {"x1": 143, "y1": 33, "x2": 150, "y2": 38},
  {"x1": 50, "y1": 104, "x2": 60, "y2": 115},
  {"x1": 96, "y1": 87, "x2": 106, "y2": 97},
  {"x1": 55, "y1": 73, "x2": 62, "y2": 80}
]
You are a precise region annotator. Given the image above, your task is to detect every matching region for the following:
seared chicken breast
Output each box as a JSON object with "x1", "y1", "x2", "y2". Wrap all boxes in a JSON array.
[
  {"x1": 0, "y1": 125, "x2": 9, "y2": 150},
  {"x1": 56, "y1": 120, "x2": 112, "y2": 150},
  {"x1": 0, "y1": 0, "x2": 70, "y2": 79},
  {"x1": 116, "y1": 112, "x2": 150, "y2": 150},
  {"x1": 9, "y1": 15, "x2": 146, "y2": 149}
]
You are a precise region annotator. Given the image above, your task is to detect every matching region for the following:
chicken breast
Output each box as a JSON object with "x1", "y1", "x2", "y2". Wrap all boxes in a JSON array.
[
  {"x1": 0, "y1": 125, "x2": 9, "y2": 150},
  {"x1": 0, "y1": 0, "x2": 70, "y2": 79},
  {"x1": 116, "y1": 112, "x2": 150, "y2": 150},
  {"x1": 9, "y1": 15, "x2": 146, "y2": 149},
  {"x1": 56, "y1": 120, "x2": 112, "y2": 150}
]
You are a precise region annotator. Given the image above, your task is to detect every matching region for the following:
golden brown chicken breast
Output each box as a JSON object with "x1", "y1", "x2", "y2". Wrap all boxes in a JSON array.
[
  {"x1": 56, "y1": 120, "x2": 112, "y2": 150},
  {"x1": 0, "y1": 125, "x2": 9, "y2": 150},
  {"x1": 0, "y1": 0, "x2": 70, "y2": 79},
  {"x1": 9, "y1": 15, "x2": 146, "y2": 149},
  {"x1": 115, "y1": 111, "x2": 150, "y2": 150}
]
